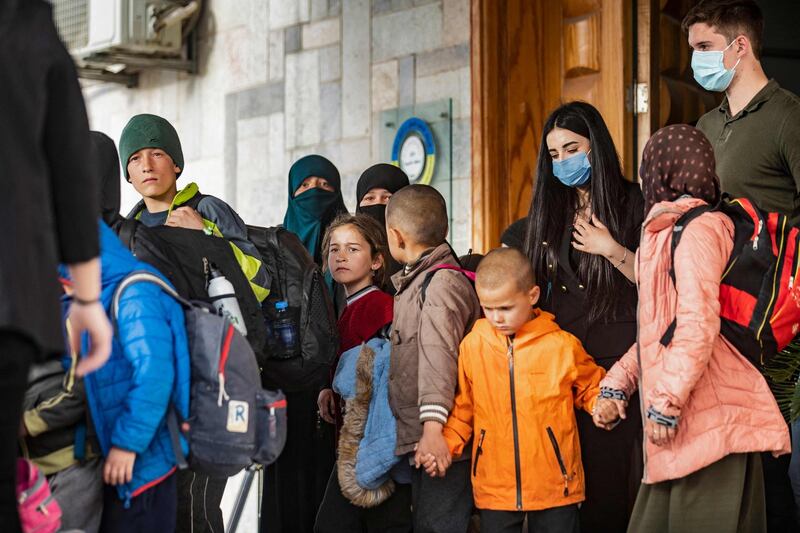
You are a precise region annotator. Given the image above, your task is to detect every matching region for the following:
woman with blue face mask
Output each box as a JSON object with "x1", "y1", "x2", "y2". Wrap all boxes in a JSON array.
[{"x1": 524, "y1": 101, "x2": 645, "y2": 533}]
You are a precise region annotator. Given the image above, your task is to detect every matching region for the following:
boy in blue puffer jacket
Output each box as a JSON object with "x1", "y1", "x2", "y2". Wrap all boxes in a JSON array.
[{"x1": 60, "y1": 222, "x2": 190, "y2": 532}]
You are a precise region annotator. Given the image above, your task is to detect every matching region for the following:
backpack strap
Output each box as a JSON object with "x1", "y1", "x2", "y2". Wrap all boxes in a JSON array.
[
  {"x1": 659, "y1": 204, "x2": 716, "y2": 347},
  {"x1": 117, "y1": 219, "x2": 139, "y2": 250},
  {"x1": 419, "y1": 264, "x2": 477, "y2": 305},
  {"x1": 166, "y1": 407, "x2": 188, "y2": 470},
  {"x1": 181, "y1": 192, "x2": 206, "y2": 212},
  {"x1": 111, "y1": 271, "x2": 191, "y2": 325}
]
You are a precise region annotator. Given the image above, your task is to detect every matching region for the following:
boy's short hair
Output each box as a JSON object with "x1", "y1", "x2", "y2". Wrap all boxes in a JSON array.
[
  {"x1": 321, "y1": 213, "x2": 390, "y2": 287},
  {"x1": 682, "y1": 0, "x2": 764, "y2": 59},
  {"x1": 476, "y1": 248, "x2": 536, "y2": 293},
  {"x1": 385, "y1": 184, "x2": 448, "y2": 247},
  {"x1": 119, "y1": 114, "x2": 184, "y2": 181}
]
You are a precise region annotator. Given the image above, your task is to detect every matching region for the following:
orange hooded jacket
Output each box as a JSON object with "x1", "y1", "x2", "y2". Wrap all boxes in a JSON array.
[{"x1": 443, "y1": 310, "x2": 605, "y2": 511}]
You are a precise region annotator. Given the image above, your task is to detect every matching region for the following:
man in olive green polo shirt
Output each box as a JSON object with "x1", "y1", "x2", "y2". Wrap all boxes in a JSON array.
[
  {"x1": 684, "y1": 0, "x2": 800, "y2": 225},
  {"x1": 684, "y1": 2, "x2": 800, "y2": 530}
]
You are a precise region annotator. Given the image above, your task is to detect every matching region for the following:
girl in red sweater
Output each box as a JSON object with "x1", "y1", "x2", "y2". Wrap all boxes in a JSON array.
[{"x1": 315, "y1": 214, "x2": 412, "y2": 532}]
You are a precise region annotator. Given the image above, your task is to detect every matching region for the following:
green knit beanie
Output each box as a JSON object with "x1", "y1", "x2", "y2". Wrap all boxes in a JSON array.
[{"x1": 119, "y1": 114, "x2": 184, "y2": 180}]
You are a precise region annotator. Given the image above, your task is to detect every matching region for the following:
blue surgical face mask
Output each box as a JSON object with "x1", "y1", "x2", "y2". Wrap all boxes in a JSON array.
[
  {"x1": 691, "y1": 40, "x2": 740, "y2": 92},
  {"x1": 552, "y1": 151, "x2": 591, "y2": 187}
]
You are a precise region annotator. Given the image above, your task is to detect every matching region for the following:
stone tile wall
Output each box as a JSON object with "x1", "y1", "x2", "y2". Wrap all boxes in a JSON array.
[{"x1": 83, "y1": 0, "x2": 472, "y2": 253}]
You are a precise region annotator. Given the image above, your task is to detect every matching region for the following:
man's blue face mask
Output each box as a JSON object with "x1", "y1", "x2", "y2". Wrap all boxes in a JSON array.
[
  {"x1": 552, "y1": 151, "x2": 591, "y2": 188},
  {"x1": 691, "y1": 40, "x2": 740, "y2": 93}
]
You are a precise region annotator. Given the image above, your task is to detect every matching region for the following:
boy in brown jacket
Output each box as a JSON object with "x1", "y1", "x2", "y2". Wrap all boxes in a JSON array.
[{"x1": 385, "y1": 185, "x2": 482, "y2": 532}]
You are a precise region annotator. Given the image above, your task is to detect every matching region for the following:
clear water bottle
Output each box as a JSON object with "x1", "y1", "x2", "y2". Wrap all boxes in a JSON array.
[
  {"x1": 272, "y1": 300, "x2": 298, "y2": 356},
  {"x1": 207, "y1": 264, "x2": 248, "y2": 336}
]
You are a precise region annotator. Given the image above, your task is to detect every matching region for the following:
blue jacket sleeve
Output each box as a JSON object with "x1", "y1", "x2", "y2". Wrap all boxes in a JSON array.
[{"x1": 110, "y1": 284, "x2": 177, "y2": 454}]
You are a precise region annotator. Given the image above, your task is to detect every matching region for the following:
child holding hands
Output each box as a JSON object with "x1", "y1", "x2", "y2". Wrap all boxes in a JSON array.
[
  {"x1": 427, "y1": 248, "x2": 606, "y2": 533},
  {"x1": 593, "y1": 125, "x2": 790, "y2": 533},
  {"x1": 385, "y1": 185, "x2": 482, "y2": 533}
]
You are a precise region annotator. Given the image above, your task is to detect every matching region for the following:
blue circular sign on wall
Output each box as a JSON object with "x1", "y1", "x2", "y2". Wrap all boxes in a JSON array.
[{"x1": 391, "y1": 117, "x2": 436, "y2": 185}]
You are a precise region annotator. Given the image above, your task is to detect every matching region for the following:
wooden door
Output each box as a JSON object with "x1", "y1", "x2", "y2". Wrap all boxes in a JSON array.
[
  {"x1": 471, "y1": 0, "x2": 634, "y2": 252},
  {"x1": 635, "y1": 0, "x2": 719, "y2": 162}
]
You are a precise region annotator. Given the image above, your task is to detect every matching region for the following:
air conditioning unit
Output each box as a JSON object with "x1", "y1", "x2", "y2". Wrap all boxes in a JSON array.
[{"x1": 51, "y1": 0, "x2": 200, "y2": 84}]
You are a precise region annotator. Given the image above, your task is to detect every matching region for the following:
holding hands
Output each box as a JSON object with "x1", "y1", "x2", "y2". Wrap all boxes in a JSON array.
[
  {"x1": 414, "y1": 421, "x2": 451, "y2": 478},
  {"x1": 592, "y1": 397, "x2": 627, "y2": 430}
]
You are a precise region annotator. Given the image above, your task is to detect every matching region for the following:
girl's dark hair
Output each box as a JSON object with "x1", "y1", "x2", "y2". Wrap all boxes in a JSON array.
[
  {"x1": 524, "y1": 101, "x2": 632, "y2": 322},
  {"x1": 321, "y1": 214, "x2": 390, "y2": 288}
]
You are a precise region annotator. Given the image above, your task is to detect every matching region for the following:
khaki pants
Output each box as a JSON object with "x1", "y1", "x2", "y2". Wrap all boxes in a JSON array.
[{"x1": 628, "y1": 452, "x2": 766, "y2": 533}]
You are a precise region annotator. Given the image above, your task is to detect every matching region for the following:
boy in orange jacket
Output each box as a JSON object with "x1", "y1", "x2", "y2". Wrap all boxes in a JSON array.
[{"x1": 424, "y1": 248, "x2": 610, "y2": 533}]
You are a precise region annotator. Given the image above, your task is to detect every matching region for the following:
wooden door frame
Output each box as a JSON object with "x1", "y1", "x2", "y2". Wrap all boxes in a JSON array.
[{"x1": 470, "y1": 0, "x2": 509, "y2": 254}]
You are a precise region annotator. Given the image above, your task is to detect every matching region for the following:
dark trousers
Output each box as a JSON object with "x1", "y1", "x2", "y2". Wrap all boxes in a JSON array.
[
  {"x1": 314, "y1": 469, "x2": 412, "y2": 533},
  {"x1": 175, "y1": 469, "x2": 226, "y2": 533},
  {"x1": 0, "y1": 332, "x2": 36, "y2": 533},
  {"x1": 99, "y1": 471, "x2": 177, "y2": 533},
  {"x1": 411, "y1": 457, "x2": 473, "y2": 533},
  {"x1": 262, "y1": 390, "x2": 336, "y2": 533},
  {"x1": 761, "y1": 451, "x2": 799, "y2": 532},
  {"x1": 479, "y1": 505, "x2": 580, "y2": 533},
  {"x1": 575, "y1": 398, "x2": 642, "y2": 533}
]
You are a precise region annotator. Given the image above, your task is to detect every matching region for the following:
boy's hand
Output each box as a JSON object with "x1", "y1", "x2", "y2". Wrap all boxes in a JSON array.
[
  {"x1": 645, "y1": 419, "x2": 677, "y2": 446},
  {"x1": 414, "y1": 422, "x2": 451, "y2": 477},
  {"x1": 104, "y1": 447, "x2": 136, "y2": 486},
  {"x1": 317, "y1": 388, "x2": 336, "y2": 424},
  {"x1": 593, "y1": 398, "x2": 626, "y2": 430},
  {"x1": 166, "y1": 207, "x2": 205, "y2": 231}
]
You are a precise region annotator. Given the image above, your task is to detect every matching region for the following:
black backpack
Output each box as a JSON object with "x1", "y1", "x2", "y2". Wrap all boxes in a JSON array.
[
  {"x1": 661, "y1": 196, "x2": 800, "y2": 367},
  {"x1": 113, "y1": 219, "x2": 268, "y2": 357},
  {"x1": 247, "y1": 225, "x2": 338, "y2": 392}
]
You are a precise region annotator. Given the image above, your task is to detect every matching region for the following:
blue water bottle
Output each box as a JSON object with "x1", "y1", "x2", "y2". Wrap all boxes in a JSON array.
[{"x1": 272, "y1": 300, "x2": 299, "y2": 357}]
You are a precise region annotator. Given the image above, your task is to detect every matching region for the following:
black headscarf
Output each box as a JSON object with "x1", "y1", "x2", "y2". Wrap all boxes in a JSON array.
[
  {"x1": 355, "y1": 164, "x2": 410, "y2": 227},
  {"x1": 90, "y1": 131, "x2": 122, "y2": 226},
  {"x1": 500, "y1": 218, "x2": 528, "y2": 250}
]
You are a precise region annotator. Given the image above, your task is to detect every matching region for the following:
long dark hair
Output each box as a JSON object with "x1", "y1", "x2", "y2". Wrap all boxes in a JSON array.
[{"x1": 524, "y1": 101, "x2": 632, "y2": 322}]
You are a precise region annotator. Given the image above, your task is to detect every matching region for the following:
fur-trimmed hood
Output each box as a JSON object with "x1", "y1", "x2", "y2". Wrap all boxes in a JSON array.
[{"x1": 333, "y1": 338, "x2": 399, "y2": 507}]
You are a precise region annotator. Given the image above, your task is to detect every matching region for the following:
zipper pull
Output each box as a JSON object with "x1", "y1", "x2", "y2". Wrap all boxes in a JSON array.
[
  {"x1": 753, "y1": 219, "x2": 763, "y2": 250},
  {"x1": 269, "y1": 407, "x2": 277, "y2": 437}
]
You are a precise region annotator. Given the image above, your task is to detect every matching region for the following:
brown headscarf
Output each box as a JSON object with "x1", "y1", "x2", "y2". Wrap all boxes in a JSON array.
[{"x1": 640, "y1": 124, "x2": 721, "y2": 215}]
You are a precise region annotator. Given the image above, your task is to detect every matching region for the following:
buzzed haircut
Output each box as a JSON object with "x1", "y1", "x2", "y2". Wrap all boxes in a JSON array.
[
  {"x1": 385, "y1": 184, "x2": 448, "y2": 247},
  {"x1": 476, "y1": 247, "x2": 536, "y2": 293},
  {"x1": 682, "y1": 0, "x2": 764, "y2": 59}
]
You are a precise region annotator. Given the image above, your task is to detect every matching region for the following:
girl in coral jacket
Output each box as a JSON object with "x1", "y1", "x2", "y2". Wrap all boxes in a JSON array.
[{"x1": 594, "y1": 124, "x2": 790, "y2": 533}]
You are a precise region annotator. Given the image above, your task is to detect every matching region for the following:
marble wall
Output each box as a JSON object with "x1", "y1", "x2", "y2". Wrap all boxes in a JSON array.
[{"x1": 84, "y1": 0, "x2": 472, "y2": 253}]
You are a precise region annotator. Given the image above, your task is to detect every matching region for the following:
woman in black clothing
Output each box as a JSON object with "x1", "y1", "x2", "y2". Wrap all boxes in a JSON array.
[
  {"x1": 525, "y1": 101, "x2": 644, "y2": 533},
  {"x1": 354, "y1": 164, "x2": 409, "y2": 291}
]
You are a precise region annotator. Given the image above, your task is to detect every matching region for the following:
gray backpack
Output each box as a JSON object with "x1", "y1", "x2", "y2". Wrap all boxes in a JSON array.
[{"x1": 112, "y1": 271, "x2": 287, "y2": 477}]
